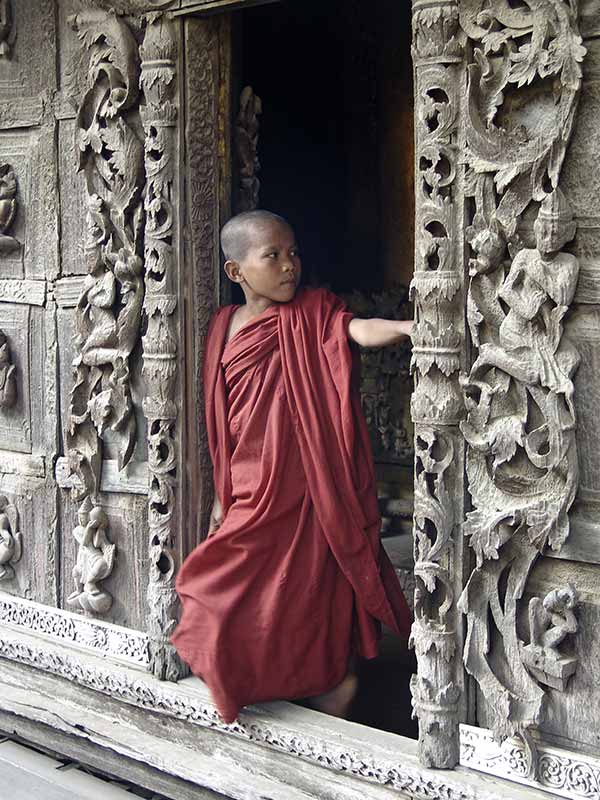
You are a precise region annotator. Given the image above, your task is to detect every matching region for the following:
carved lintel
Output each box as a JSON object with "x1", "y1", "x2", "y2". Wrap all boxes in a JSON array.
[
  {"x1": 0, "y1": 495, "x2": 21, "y2": 581},
  {"x1": 0, "y1": 164, "x2": 20, "y2": 254},
  {"x1": 67, "y1": 497, "x2": 116, "y2": 616}
]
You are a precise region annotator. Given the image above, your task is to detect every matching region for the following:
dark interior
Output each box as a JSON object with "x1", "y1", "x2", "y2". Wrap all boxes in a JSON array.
[{"x1": 237, "y1": 0, "x2": 417, "y2": 739}]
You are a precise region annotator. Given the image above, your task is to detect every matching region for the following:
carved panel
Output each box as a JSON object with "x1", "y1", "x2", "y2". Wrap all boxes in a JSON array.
[
  {"x1": 0, "y1": 128, "x2": 59, "y2": 280},
  {"x1": 234, "y1": 85, "x2": 262, "y2": 213},
  {"x1": 0, "y1": 303, "x2": 30, "y2": 453},
  {"x1": 456, "y1": 1, "x2": 586, "y2": 768},
  {"x1": 66, "y1": 10, "x2": 145, "y2": 506},
  {"x1": 0, "y1": 0, "x2": 55, "y2": 99}
]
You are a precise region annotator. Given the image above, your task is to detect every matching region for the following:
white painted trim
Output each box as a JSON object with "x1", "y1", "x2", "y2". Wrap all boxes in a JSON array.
[
  {"x1": 0, "y1": 593, "x2": 149, "y2": 668},
  {"x1": 460, "y1": 724, "x2": 600, "y2": 799}
]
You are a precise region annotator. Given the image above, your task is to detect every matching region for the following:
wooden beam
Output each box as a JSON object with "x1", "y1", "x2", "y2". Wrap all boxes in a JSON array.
[{"x1": 172, "y1": 0, "x2": 279, "y2": 16}]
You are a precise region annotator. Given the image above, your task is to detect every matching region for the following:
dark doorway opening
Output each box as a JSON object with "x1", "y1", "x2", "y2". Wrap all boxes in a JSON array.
[{"x1": 236, "y1": 0, "x2": 417, "y2": 740}]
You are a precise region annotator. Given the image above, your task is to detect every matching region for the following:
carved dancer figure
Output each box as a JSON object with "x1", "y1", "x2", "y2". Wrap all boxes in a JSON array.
[
  {"x1": 0, "y1": 330, "x2": 16, "y2": 409},
  {"x1": 521, "y1": 585, "x2": 579, "y2": 690},
  {"x1": 0, "y1": 164, "x2": 19, "y2": 253},
  {"x1": 68, "y1": 498, "x2": 116, "y2": 615},
  {"x1": 0, "y1": 495, "x2": 21, "y2": 580},
  {"x1": 172, "y1": 210, "x2": 413, "y2": 724}
]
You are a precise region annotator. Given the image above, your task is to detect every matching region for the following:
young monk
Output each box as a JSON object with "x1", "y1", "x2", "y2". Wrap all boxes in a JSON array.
[{"x1": 171, "y1": 210, "x2": 413, "y2": 723}]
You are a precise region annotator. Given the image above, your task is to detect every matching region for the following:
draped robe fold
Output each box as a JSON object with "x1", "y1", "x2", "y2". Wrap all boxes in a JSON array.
[{"x1": 171, "y1": 286, "x2": 411, "y2": 723}]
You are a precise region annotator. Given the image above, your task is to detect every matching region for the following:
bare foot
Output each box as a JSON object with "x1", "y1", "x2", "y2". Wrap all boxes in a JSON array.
[{"x1": 306, "y1": 672, "x2": 358, "y2": 719}]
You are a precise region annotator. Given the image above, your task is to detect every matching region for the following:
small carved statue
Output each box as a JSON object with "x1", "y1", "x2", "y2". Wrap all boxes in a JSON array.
[
  {"x1": 0, "y1": 164, "x2": 19, "y2": 253},
  {"x1": 0, "y1": 0, "x2": 12, "y2": 58},
  {"x1": 521, "y1": 585, "x2": 579, "y2": 691},
  {"x1": 0, "y1": 495, "x2": 22, "y2": 580},
  {"x1": 68, "y1": 497, "x2": 116, "y2": 615},
  {"x1": 0, "y1": 330, "x2": 16, "y2": 409}
]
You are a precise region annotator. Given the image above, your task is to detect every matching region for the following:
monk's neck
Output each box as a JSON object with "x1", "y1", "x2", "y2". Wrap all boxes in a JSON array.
[{"x1": 239, "y1": 297, "x2": 279, "y2": 319}]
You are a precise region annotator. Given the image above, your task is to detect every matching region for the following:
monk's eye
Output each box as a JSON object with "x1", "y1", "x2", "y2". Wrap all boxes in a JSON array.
[
  {"x1": 291, "y1": 249, "x2": 300, "y2": 258},
  {"x1": 264, "y1": 252, "x2": 277, "y2": 259}
]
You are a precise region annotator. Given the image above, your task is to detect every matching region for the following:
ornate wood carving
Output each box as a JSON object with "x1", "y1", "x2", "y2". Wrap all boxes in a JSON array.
[
  {"x1": 66, "y1": 10, "x2": 144, "y2": 507},
  {"x1": 139, "y1": 12, "x2": 184, "y2": 681},
  {"x1": 67, "y1": 497, "x2": 116, "y2": 615},
  {"x1": 0, "y1": 496, "x2": 21, "y2": 581},
  {"x1": 456, "y1": 0, "x2": 586, "y2": 769},
  {"x1": 0, "y1": 330, "x2": 16, "y2": 409},
  {"x1": 235, "y1": 85, "x2": 262, "y2": 213},
  {"x1": 410, "y1": 0, "x2": 466, "y2": 769},
  {"x1": 64, "y1": 10, "x2": 145, "y2": 618},
  {"x1": 0, "y1": 164, "x2": 19, "y2": 254}
]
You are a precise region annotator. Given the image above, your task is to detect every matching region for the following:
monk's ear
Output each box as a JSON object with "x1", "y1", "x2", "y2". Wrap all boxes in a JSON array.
[{"x1": 224, "y1": 259, "x2": 242, "y2": 284}]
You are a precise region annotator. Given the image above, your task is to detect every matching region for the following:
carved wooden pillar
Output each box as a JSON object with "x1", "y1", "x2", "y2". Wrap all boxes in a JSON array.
[
  {"x1": 409, "y1": 0, "x2": 466, "y2": 769},
  {"x1": 140, "y1": 12, "x2": 185, "y2": 681}
]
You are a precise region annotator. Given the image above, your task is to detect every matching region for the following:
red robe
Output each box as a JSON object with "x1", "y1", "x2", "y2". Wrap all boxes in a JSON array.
[{"x1": 171, "y1": 286, "x2": 411, "y2": 722}]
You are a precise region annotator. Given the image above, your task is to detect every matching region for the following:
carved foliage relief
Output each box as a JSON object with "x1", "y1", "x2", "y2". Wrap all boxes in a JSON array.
[
  {"x1": 455, "y1": 0, "x2": 585, "y2": 763},
  {"x1": 410, "y1": 0, "x2": 465, "y2": 770}
]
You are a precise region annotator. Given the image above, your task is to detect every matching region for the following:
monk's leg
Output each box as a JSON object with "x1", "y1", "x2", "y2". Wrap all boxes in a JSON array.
[{"x1": 305, "y1": 656, "x2": 358, "y2": 719}]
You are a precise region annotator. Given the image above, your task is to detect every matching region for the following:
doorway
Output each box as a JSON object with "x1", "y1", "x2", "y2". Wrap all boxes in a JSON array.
[{"x1": 235, "y1": 0, "x2": 417, "y2": 738}]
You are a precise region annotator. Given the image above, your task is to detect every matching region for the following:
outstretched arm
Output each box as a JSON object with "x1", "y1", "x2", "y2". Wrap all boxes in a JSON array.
[{"x1": 348, "y1": 317, "x2": 413, "y2": 348}]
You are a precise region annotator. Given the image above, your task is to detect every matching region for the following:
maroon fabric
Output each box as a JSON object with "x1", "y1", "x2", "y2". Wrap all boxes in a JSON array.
[{"x1": 171, "y1": 286, "x2": 411, "y2": 722}]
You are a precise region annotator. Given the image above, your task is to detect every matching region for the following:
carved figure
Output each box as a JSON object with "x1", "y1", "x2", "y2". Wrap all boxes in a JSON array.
[
  {"x1": 68, "y1": 498, "x2": 115, "y2": 615},
  {"x1": 235, "y1": 86, "x2": 262, "y2": 213},
  {"x1": 0, "y1": 330, "x2": 16, "y2": 409},
  {"x1": 0, "y1": 0, "x2": 12, "y2": 58},
  {"x1": 521, "y1": 585, "x2": 578, "y2": 691},
  {"x1": 0, "y1": 495, "x2": 21, "y2": 580},
  {"x1": 0, "y1": 164, "x2": 19, "y2": 253}
]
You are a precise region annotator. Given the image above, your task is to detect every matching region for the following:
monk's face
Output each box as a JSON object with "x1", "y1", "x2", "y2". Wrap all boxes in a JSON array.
[{"x1": 234, "y1": 221, "x2": 302, "y2": 303}]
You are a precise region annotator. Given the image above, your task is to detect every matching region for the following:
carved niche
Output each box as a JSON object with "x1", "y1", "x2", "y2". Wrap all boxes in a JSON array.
[
  {"x1": 455, "y1": 0, "x2": 586, "y2": 772},
  {"x1": 0, "y1": 164, "x2": 19, "y2": 254}
]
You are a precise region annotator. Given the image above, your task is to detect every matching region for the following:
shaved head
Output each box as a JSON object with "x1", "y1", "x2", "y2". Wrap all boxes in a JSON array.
[{"x1": 220, "y1": 210, "x2": 292, "y2": 262}]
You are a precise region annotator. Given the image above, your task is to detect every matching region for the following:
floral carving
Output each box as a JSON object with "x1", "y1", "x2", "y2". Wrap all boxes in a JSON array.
[{"x1": 0, "y1": 0, "x2": 12, "y2": 59}]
